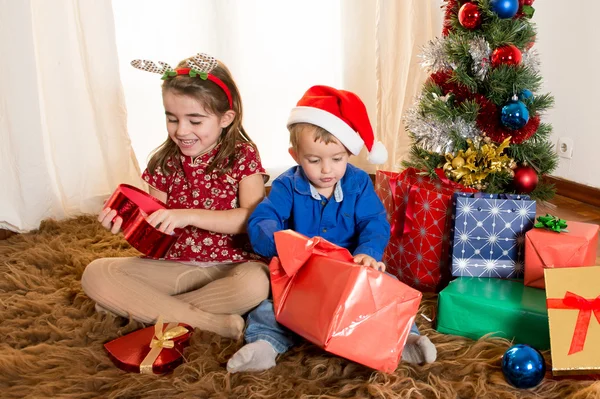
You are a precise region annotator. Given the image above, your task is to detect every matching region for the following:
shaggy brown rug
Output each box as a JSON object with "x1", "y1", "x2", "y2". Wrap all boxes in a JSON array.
[{"x1": 1, "y1": 216, "x2": 599, "y2": 399}]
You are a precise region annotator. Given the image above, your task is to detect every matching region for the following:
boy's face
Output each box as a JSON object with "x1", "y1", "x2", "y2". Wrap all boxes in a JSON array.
[{"x1": 289, "y1": 126, "x2": 349, "y2": 196}]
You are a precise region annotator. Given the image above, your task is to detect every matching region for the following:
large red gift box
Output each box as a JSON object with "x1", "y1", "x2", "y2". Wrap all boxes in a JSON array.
[
  {"x1": 270, "y1": 230, "x2": 422, "y2": 373},
  {"x1": 375, "y1": 168, "x2": 476, "y2": 292},
  {"x1": 104, "y1": 318, "x2": 193, "y2": 375},
  {"x1": 524, "y1": 221, "x2": 599, "y2": 289}
]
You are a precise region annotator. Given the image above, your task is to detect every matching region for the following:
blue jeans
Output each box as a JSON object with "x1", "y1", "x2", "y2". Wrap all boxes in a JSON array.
[{"x1": 245, "y1": 272, "x2": 420, "y2": 354}]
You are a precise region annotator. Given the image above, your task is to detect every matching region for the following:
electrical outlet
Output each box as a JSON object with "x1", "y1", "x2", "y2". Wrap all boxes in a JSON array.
[{"x1": 556, "y1": 137, "x2": 574, "y2": 159}]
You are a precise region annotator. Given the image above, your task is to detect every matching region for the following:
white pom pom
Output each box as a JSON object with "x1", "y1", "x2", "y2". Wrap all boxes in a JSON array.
[{"x1": 367, "y1": 141, "x2": 388, "y2": 164}]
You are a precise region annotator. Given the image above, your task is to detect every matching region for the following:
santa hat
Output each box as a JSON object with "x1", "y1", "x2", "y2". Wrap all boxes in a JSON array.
[{"x1": 287, "y1": 85, "x2": 388, "y2": 164}]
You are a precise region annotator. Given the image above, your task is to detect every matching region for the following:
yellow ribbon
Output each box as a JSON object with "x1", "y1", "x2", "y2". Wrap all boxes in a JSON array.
[{"x1": 139, "y1": 316, "x2": 189, "y2": 374}]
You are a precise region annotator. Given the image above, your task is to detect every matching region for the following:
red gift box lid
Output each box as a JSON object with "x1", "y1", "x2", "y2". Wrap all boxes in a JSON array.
[{"x1": 104, "y1": 320, "x2": 193, "y2": 375}]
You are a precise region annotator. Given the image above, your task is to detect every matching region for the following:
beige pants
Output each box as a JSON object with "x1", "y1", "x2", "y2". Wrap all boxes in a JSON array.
[{"x1": 81, "y1": 257, "x2": 269, "y2": 338}]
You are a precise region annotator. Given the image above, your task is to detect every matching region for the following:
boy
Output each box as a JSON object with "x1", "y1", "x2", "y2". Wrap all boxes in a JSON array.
[{"x1": 227, "y1": 85, "x2": 436, "y2": 373}]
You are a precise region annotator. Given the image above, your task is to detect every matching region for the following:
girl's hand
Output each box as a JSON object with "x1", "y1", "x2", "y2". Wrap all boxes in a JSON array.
[
  {"x1": 146, "y1": 209, "x2": 193, "y2": 235},
  {"x1": 98, "y1": 207, "x2": 123, "y2": 234},
  {"x1": 353, "y1": 254, "x2": 386, "y2": 272}
]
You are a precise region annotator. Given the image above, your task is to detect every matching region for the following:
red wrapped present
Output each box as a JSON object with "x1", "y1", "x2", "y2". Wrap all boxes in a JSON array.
[
  {"x1": 270, "y1": 230, "x2": 422, "y2": 373},
  {"x1": 375, "y1": 168, "x2": 476, "y2": 292},
  {"x1": 104, "y1": 184, "x2": 181, "y2": 259},
  {"x1": 524, "y1": 220, "x2": 599, "y2": 289},
  {"x1": 104, "y1": 317, "x2": 193, "y2": 375}
]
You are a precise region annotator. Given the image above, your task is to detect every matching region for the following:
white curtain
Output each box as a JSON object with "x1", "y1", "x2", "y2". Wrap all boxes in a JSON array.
[
  {"x1": 112, "y1": 0, "x2": 344, "y2": 181},
  {"x1": 336, "y1": 0, "x2": 444, "y2": 174},
  {"x1": 374, "y1": 0, "x2": 444, "y2": 171},
  {"x1": 0, "y1": 0, "x2": 443, "y2": 232},
  {"x1": 0, "y1": 0, "x2": 141, "y2": 232},
  {"x1": 113, "y1": 0, "x2": 443, "y2": 178}
]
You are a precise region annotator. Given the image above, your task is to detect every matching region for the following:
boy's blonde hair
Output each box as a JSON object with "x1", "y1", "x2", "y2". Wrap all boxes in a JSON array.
[{"x1": 288, "y1": 123, "x2": 344, "y2": 152}]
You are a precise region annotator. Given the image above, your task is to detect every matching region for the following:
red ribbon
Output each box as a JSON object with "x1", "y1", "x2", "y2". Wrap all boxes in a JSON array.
[
  {"x1": 384, "y1": 172, "x2": 400, "y2": 238},
  {"x1": 400, "y1": 181, "x2": 419, "y2": 236},
  {"x1": 546, "y1": 291, "x2": 600, "y2": 355}
]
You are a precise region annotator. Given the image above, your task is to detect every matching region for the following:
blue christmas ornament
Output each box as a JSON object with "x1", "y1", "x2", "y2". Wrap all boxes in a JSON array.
[
  {"x1": 519, "y1": 89, "x2": 533, "y2": 101},
  {"x1": 502, "y1": 344, "x2": 546, "y2": 389},
  {"x1": 501, "y1": 96, "x2": 530, "y2": 130},
  {"x1": 490, "y1": 0, "x2": 520, "y2": 19}
]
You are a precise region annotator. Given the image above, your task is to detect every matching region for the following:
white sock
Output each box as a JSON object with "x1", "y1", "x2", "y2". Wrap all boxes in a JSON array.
[
  {"x1": 226, "y1": 340, "x2": 278, "y2": 373},
  {"x1": 401, "y1": 334, "x2": 437, "y2": 365}
]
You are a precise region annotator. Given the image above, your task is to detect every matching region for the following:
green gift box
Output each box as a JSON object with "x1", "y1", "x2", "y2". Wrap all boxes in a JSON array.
[{"x1": 436, "y1": 277, "x2": 550, "y2": 349}]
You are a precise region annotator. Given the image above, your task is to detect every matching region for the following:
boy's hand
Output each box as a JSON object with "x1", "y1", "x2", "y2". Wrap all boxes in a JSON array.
[
  {"x1": 353, "y1": 254, "x2": 386, "y2": 272},
  {"x1": 98, "y1": 207, "x2": 123, "y2": 234},
  {"x1": 146, "y1": 209, "x2": 192, "y2": 235}
]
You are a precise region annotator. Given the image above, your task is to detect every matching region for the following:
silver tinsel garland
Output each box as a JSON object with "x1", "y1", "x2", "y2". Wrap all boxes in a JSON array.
[
  {"x1": 404, "y1": 103, "x2": 481, "y2": 155},
  {"x1": 522, "y1": 48, "x2": 541, "y2": 73},
  {"x1": 419, "y1": 37, "x2": 453, "y2": 73},
  {"x1": 469, "y1": 37, "x2": 492, "y2": 81}
]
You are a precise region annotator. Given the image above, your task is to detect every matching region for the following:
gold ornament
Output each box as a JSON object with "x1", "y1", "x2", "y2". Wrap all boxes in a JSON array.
[
  {"x1": 452, "y1": 156, "x2": 465, "y2": 169},
  {"x1": 442, "y1": 137, "x2": 513, "y2": 187}
]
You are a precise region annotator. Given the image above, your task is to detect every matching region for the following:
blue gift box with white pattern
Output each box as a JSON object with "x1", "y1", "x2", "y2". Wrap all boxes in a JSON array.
[{"x1": 450, "y1": 192, "x2": 536, "y2": 278}]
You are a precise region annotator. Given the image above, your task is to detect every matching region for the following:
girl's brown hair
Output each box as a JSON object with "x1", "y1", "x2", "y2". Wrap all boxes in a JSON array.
[{"x1": 147, "y1": 57, "x2": 255, "y2": 176}]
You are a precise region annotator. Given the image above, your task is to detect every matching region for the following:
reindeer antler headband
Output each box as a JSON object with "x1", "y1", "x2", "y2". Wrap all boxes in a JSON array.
[{"x1": 131, "y1": 53, "x2": 233, "y2": 109}]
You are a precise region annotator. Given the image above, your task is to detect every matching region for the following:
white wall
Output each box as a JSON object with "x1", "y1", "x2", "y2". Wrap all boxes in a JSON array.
[{"x1": 535, "y1": 0, "x2": 599, "y2": 187}]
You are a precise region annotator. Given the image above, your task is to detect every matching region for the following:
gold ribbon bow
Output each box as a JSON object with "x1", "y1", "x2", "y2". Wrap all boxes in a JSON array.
[{"x1": 139, "y1": 316, "x2": 189, "y2": 374}]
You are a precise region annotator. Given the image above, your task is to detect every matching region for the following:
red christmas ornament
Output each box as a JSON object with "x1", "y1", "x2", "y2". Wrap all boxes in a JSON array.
[
  {"x1": 513, "y1": 165, "x2": 538, "y2": 193},
  {"x1": 491, "y1": 45, "x2": 522, "y2": 67},
  {"x1": 458, "y1": 3, "x2": 482, "y2": 29},
  {"x1": 524, "y1": 0, "x2": 534, "y2": 5}
]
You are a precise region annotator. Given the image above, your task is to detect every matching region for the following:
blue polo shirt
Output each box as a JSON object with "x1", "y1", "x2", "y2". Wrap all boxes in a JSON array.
[{"x1": 247, "y1": 164, "x2": 390, "y2": 260}]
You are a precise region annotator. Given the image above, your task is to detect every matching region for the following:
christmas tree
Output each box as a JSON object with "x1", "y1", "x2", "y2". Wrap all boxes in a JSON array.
[{"x1": 403, "y1": 0, "x2": 557, "y2": 200}]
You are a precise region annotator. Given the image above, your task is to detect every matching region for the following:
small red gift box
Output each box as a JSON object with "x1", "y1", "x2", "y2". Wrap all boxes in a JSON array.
[
  {"x1": 524, "y1": 221, "x2": 599, "y2": 289},
  {"x1": 104, "y1": 318, "x2": 193, "y2": 375},
  {"x1": 104, "y1": 184, "x2": 181, "y2": 258},
  {"x1": 375, "y1": 168, "x2": 476, "y2": 292},
  {"x1": 270, "y1": 230, "x2": 422, "y2": 373}
]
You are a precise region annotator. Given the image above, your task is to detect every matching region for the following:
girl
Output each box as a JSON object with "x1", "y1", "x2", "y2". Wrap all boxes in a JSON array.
[{"x1": 81, "y1": 53, "x2": 269, "y2": 339}]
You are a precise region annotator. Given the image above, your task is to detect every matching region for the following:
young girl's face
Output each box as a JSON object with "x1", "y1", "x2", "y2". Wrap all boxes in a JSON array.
[{"x1": 163, "y1": 90, "x2": 233, "y2": 157}]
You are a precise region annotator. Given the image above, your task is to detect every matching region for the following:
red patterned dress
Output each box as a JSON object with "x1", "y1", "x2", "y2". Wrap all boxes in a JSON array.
[{"x1": 142, "y1": 142, "x2": 267, "y2": 263}]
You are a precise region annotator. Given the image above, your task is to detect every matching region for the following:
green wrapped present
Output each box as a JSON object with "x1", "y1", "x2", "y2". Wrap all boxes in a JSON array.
[{"x1": 436, "y1": 277, "x2": 550, "y2": 349}]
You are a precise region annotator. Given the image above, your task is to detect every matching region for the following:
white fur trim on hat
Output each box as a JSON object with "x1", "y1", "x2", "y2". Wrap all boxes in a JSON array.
[
  {"x1": 367, "y1": 141, "x2": 388, "y2": 164},
  {"x1": 287, "y1": 106, "x2": 364, "y2": 155}
]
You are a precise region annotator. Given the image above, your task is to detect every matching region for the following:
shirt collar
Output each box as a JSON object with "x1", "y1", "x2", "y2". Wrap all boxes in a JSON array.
[
  {"x1": 308, "y1": 182, "x2": 343, "y2": 202},
  {"x1": 180, "y1": 142, "x2": 222, "y2": 166},
  {"x1": 293, "y1": 165, "x2": 361, "y2": 200}
]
